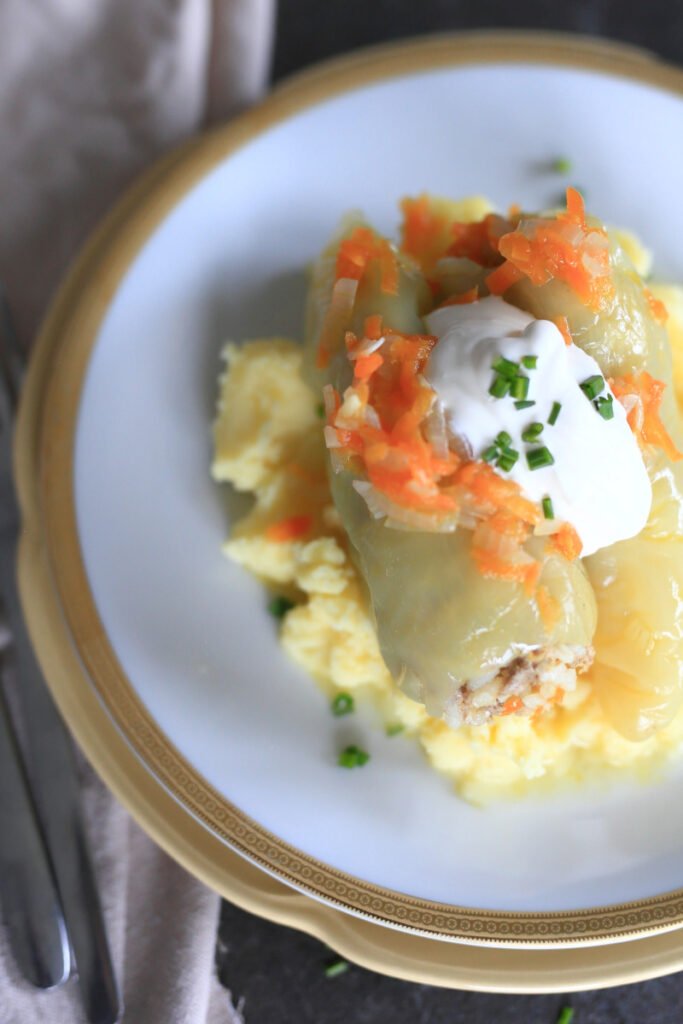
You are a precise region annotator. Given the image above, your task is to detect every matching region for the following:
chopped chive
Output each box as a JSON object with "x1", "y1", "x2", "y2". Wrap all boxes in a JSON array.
[
  {"x1": 316, "y1": 401, "x2": 325, "y2": 419},
  {"x1": 324, "y1": 957, "x2": 350, "y2": 978},
  {"x1": 482, "y1": 444, "x2": 499, "y2": 463},
  {"x1": 514, "y1": 399, "x2": 535, "y2": 410},
  {"x1": 332, "y1": 693, "x2": 354, "y2": 717},
  {"x1": 511, "y1": 374, "x2": 530, "y2": 400},
  {"x1": 542, "y1": 496, "x2": 555, "y2": 519},
  {"x1": 338, "y1": 745, "x2": 370, "y2": 768},
  {"x1": 491, "y1": 355, "x2": 518, "y2": 378},
  {"x1": 595, "y1": 395, "x2": 614, "y2": 420},
  {"x1": 580, "y1": 375, "x2": 604, "y2": 401},
  {"x1": 552, "y1": 156, "x2": 573, "y2": 174},
  {"x1": 268, "y1": 595, "x2": 295, "y2": 619},
  {"x1": 489, "y1": 376, "x2": 510, "y2": 399},
  {"x1": 521, "y1": 422, "x2": 544, "y2": 443},
  {"x1": 556, "y1": 1009, "x2": 574, "y2": 1024},
  {"x1": 386, "y1": 722, "x2": 405, "y2": 737},
  {"x1": 495, "y1": 430, "x2": 512, "y2": 448},
  {"x1": 497, "y1": 450, "x2": 519, "y2": 472},
  {"x1": 548, "y1": 401, "x2": 562, "y2": 425},
  {"x1": 521, "y1": 355, "x2": 538, "y2": 369},
  {"x1": 526, "y1": 446, "x2": 555, "y2": 470}
]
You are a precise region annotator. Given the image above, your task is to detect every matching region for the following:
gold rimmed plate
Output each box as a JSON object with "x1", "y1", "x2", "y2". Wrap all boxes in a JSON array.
[{"x1": 17, "y1": 32, "x2": 683, "y2": 980}]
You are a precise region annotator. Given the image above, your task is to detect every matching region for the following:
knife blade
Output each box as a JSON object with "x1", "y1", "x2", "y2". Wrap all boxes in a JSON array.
[
  {"x1": 0, "y1": 294, "x2": 122, "y2": 1024},
  {"x1": 0, "y1": 677, "x2": 70, "y2": 989}
]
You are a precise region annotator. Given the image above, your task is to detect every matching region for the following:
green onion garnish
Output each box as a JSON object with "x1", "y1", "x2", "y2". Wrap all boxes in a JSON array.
[
  {"x1": 316, "y1": 402, "x2": 325, "y2": 419},
  {"x1": 332, "y1": 693, "x2": 354, "y2": 717},
  {"x1": 511, "y1": 375, "x2": 530, "y2": 400},
  {"x1": 338, "y1": 745, "x2": 370, "y2": 768},
  {"x1": 489, "y1": 376, "x2": 510, "y2": 399},
  {"x1": 514, "y1": 399, "x2": 536, "y2": 410},
  {"x1": 495, "y1": 430, "x2": 512, "y2": 448},
  {"x1": 521, "y1": 422, "x2": 544, "y2": 443},
  {"x1": 548, "y1": 401, "x2": 562, "y2": 425},
  {"x1": 542, "y1": 496, "x2": 555, "y2": 519},
  {"x1": 521, "y1": 355, "x2": 538, "y2": 369},
  {"x1": 482, "y1": 445, "x2": 498, "y2": 463},
  {"x1": 268, "y1": 596, "x2": 295, "y2": 619},
  {"x1": 552, "y1": 156, "x2": 573, "y2": 174},
  {"x1": 497, "y1": 450, "x2": 519, "y2": 472},
  {"x1": 491, "y1": 356, "x2": 519, "y2": 377},
  {"x1": 386, "y1": 722, "x2": 405, "y2": 737},
  {"x1": 526, "y1": 446, "x2": 555, "y2": 470},
  {"x1": 555, "y1": 1008, "x2": 574, "y2": 1024},
  {"x1": 580, "y1": 375, "x2": 604, "y2": 401},
  {"x1": 324, "y1": 957, "x2": 350, "y2": 979},
  {"x1": 595, "y1": 395, "x2": 614, "y2": 420}
]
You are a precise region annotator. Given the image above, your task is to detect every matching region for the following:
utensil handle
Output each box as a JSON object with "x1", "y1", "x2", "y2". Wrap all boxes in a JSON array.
[
  {"x1": 0, "y1": 682, "x2": 70, "y2": 988},
  {"x1": 0, "y1": 557, "x2": 122, "y2": 1024}
]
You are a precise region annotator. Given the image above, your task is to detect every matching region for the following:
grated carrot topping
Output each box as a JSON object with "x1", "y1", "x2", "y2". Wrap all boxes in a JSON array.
[
  {"x1": 364, "y1": 314, "x2": 384, "y2": 340},
  {"x1": 643, "y1": 287, "x2": 669, "y2": 325},
  {"x1": 448, "y1": 214, "x2": 512, "y2": 266},
  {"x1": 496, "y1": 187, "x2": 615, "y2": 311},
  {"x1": 399, "y1": 195, "x2": 449, "y2": 275},
  {"x1": 552, "y1": 315, "x2": 573, "y2": 347},
  {"x1": 336, "y1": 227, "x2": 399, "y2": 295},
  {"x1": 265, "y1": 515, "x2": 312, "y2": 543},
  {"x1": 485, "y1": 260, "x2": 524, "y2": 295},
  {"x1": 610, "y1": 371, "x2": 682, "y2": 462},
  {"x1": 437, "y1": 286, "x2": 480, "y2": 308},
  {"x1": 353, "y1": 352, "x2": 384, "y2": 381},
  {"x1": 550, "y1": 522, "x2": 583, "y2": 561}
]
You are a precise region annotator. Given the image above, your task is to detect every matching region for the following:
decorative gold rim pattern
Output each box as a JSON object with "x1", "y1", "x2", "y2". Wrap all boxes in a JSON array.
[{"x1": 23, "y1": 32, "x2": 683, "y2": 949}]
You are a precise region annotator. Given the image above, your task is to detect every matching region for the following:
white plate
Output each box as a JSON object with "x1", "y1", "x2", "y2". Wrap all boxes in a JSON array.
[{"x1": 31, "y1": 33, "x2": 683, "y2": 947}]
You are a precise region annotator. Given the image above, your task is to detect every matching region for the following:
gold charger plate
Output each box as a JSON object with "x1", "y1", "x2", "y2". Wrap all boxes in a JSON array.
[{"x1": 16, "y1": 32, "x2": 683, "y2": 986}]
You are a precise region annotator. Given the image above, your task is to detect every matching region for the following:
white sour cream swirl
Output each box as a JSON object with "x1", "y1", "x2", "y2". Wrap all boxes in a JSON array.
[{"x1": 424, "y1": 296, "x2": 652, "y2": 557}]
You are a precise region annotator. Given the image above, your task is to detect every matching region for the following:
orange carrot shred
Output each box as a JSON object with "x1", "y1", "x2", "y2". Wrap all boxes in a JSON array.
[
  {"x1": 336, "y1": 227, "x2": 399, "y2": 295},
  {"x1": 550, "y1": 523, "x2": 583, "y2": 561},
  {"x1": 485, "y1": 261, "x2": 524, "y2": 295},
  {"x1": 643, "y1": 287, "x2": 669, "y2": 325},
  {"x1": 364, "y1": 314, "x2": 384, "y2": 340},
  {"x1": 354, "y1": 352, "x2": 384, "y2": 381},
  {"x1": 265, "y1": 516, "x2": 312, "y2": 543},
  {"x1": 611, "y1": 371, "x2": 682, "y2": 462},
  {"x1": 552, "y1": 315, "x2": 573, "y2": 347},
  {"x1": 438, "y1": 287, "x2": 479, "y2": 308}
]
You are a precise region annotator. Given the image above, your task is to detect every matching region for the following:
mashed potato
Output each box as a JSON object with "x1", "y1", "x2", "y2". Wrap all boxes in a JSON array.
[{"x1": 211, "y1": 244, "x2": 683, "y2": 804}]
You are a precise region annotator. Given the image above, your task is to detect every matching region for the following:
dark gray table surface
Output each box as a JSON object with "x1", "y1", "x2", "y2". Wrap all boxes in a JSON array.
[{"x1": 216, "y1": 3, "x2": 683, "y2": 1021}]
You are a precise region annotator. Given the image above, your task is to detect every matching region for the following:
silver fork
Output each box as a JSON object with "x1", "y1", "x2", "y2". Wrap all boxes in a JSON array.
[{"x1": 0, "y1": 289, "x2": 122, "y2": 1024}]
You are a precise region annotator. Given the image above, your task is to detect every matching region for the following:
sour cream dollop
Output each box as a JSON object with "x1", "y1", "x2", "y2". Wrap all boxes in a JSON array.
[{"x1": 424, "y1": 296, "x2": 652, "y2": 557}]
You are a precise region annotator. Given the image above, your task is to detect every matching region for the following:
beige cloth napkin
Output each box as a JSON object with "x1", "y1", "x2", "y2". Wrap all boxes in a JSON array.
[{"x1": 0, "y1": 1, "x2": 275, "y2": 1021}]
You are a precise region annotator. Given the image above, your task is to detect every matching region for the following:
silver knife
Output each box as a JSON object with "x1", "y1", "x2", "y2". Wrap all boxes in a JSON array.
[
  {"x1": 0, "y1": 679, "x2": 70, "y2": 989},
  {"x1": 0, "y1": 293, "x2": 122, "y2": 1024}
]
